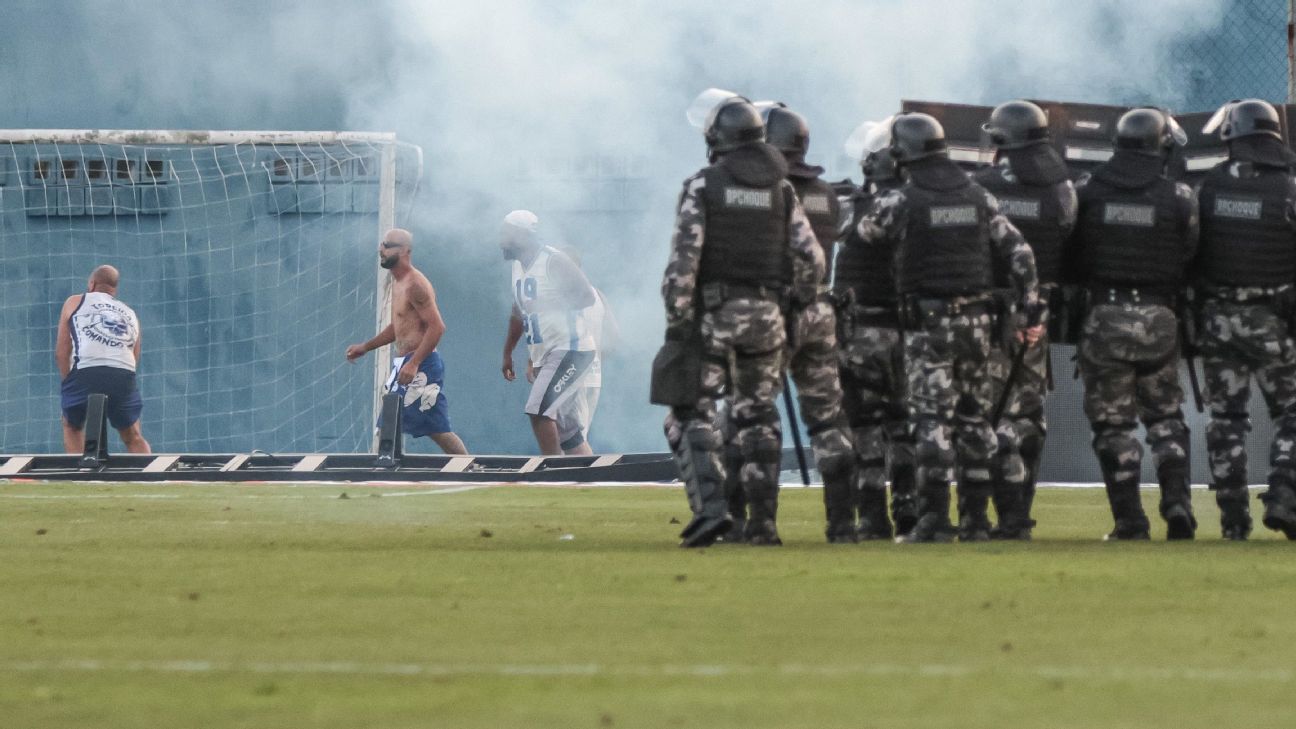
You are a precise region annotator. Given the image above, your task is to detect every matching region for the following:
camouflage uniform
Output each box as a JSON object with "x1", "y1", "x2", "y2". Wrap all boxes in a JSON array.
[
  {"x1": 662, "y1": 146, "x2": 825, "y2": 547},
  {"x1": 836, "y1": 181, "x2": 916, "y2": 539},
  {"x1": 1198, "y1": 293, "x2": 1296, "y2": 538},
  {"x1": 783, "y1": 164, "x2": 856, "y2": 542},
  {"x1": 1193, "y1": 145, "x2": 1296, "y2": 539},
  {"x1": 1071, "y1": 152, "x2": 1199, "y2": 540},
  {"x1": 975, "y1": 153, "x2": 1078, "y2": 537},
  {"x1": 856, "y1": 157, "x2": 1040, "y2": 542}
]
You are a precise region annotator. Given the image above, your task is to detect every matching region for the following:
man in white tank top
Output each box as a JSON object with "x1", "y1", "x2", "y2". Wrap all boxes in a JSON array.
[
  {"x1": 55, "y1": 265, "x2": 151, "y2": 454},
  {"x1": 498, "y1": 211, "x2": 598, "y2": 455}
]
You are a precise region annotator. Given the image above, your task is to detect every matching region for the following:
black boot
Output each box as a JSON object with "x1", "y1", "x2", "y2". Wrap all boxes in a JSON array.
[
  {"x1": 676, "y1": 431, "x2": 733, "y2": 548},
  {"x1": 1215, "y1": 484, "x2": 1252, "y2": 541},
  {"x1": 1158, "y1": 468, "x2": 1197, "y2": 541},
  {"x1": 1104, "y1": 478, "x2": 1150, "y2": 541},
  {"x1": 957, "y1": 480, "x2": 992, "y2": 542},
  {"x1": 889, "y1": 461, "x2": 919, "y2": 536},
  {"x1": 716, "y1": 448, "x2": 747, "y2": 543},
  {"x1": 743, "y1": 462, "x2": 782, "y2": 546},
  {"x1": 1260, "y1": 476, "x2": 1296, "y2": 540},
  {"x1": 822, "y1": 467, "x2": 859, "y2": 544},
  {"x1": 897, "y1": 482, "x2": 955, "y2": 543},
  {"x1": 856, "y1": 486, "x2": 893, "y2": 541},
  {"x1": 989, "y1": 480, "x2": 1034, "y2": 541}
]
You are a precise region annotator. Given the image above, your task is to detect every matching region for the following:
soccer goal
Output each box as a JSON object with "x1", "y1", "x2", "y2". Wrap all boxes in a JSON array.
[{"x1": 0, "y1": 130, "x2": 422, "y2": 454}]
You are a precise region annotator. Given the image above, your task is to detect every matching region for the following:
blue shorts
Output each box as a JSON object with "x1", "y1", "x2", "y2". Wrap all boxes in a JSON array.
[
  {"x1": 61, "y1": 366, "x2": 143, "y2": 430},
  {"x1": 381, "y1": 352, "x2": 453, "y2": 437}
]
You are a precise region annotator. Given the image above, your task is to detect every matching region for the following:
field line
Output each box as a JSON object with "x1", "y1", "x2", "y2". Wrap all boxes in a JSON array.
[{"x1": 0, "y1": 659, "x2": 1290, "y2": 683}]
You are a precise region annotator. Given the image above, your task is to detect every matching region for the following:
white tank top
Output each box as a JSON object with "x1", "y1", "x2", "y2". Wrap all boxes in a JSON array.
[
  {"x1": 511, "y1": 246, "x2": 596, "y2": 362},
  {"x1": 70, "y1": 291, "x2": 139, "y2": 371}
]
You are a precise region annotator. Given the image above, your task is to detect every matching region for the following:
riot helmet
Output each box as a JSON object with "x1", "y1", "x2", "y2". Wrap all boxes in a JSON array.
[
  {"x1": 1114, "y1": 107, "x2": 1186, "y2": 156},
  {"x1": 1202, "y1": 99, "x2": 1282, "y2": 141},
  {"x1": 762, "y1": 104, "x2": 810, "y2": 156},
  {"x1": 889, "y1": 112, "x2": 948, "y2": 163},
  {"x1": 982, "y1": 100, "x2": 1049, "y2": 149}
]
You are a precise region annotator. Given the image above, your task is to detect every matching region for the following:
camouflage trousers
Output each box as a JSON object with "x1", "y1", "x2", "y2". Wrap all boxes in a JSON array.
[
  {"x1": 1198, "y1": 297, "x2": 1296, "y2": 493},
  {"x1": 986, "y1": 329, "x2": 1050, "y2": 521},
  {"x1": 838, "y1": 307, "x2": 916, "y2": 518},
  {"x1": 664, "y1": 298, "x2": 786, "y2": 522},
  {"x1": 787, "y1": 301, "x2": 855, "y2": 524},
  {"x1": 904, "y1": 302, "x2": 997, "y2": 489},
  {"x1": 1078, "y1": 304, "x2": 1189, "y2": 507}
]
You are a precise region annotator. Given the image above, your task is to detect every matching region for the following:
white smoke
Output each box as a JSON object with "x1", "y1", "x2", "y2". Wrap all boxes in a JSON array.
[{"x1": 347, "y1": 0, "x2": 1230, "y2": 453}]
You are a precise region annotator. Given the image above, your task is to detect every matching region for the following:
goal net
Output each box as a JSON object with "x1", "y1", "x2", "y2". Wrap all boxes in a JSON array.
[{"x1": 0, "y1": 131, "x2": 421, "y2": 454}]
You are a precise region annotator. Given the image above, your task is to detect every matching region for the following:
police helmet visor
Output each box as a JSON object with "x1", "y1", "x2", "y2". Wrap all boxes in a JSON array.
[
  {"x1": 686, "y1": 88, "x2": 740, "y2": 129},
  {"x1": 843, "y1": 121, "x2": 878, "y2": 162},
  {"x1": 1201, "y1": 100, "x2": 1241, "y2": 136},
  {"x1": 1166, "y1": 114, "x2": 1188, "y2": 147},
  {"x1": 862, "y1": 115, "x2": 896, "y2": 156}
]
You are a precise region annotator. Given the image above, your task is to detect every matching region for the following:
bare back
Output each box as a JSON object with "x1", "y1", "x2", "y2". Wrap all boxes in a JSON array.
[{"x1": 391, "y1": 267, "x2": 436, "y2": 355}]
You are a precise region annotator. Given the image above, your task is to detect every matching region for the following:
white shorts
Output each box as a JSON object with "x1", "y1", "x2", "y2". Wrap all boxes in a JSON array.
[
  {"x1": 526, "y1": 348, "x2": 596, "y2": 419},
  {"x1": 555, "y1": 385, "x2": 601, "y2": 450}
]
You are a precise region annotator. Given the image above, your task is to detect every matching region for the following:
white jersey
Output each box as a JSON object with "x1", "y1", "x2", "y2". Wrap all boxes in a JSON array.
[
  {"x1": 582, "y1": 290, "x2": 608, "y2": 389},
  {"x1": 69, "y1": 291, "x2": 139, "y2": 371},
  {"x1": 511, "y1": 246, "x2": 596, "y2": 362}
]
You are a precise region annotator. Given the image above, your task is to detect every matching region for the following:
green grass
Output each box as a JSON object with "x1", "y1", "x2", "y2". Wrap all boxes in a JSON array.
[{"x1": 2, "y1": 481, "x2": 1295, "y2": 729}]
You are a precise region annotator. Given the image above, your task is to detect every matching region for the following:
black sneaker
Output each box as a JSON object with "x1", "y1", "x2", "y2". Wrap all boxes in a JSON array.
[
  {"x1": 716, "y1": 518, "x2": 747, "y2": 544},
  {"x1": 1221, "y1": 522, "x2": 1251, "y2": 541},
  {"x1": 957, "y1": 515, "x2": 991, "y2": 543},
  {"x1": 1163, "y1": 503, "x2": 1197, "y2": 541}
]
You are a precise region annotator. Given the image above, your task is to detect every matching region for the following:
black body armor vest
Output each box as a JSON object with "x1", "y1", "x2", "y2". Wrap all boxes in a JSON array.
[
  {"x1": 1197, "y1": 160, "x2": 1296, "y2": 287},
  {"x1": 896, "y1": 159, "x2": 994, "y2": 297}
]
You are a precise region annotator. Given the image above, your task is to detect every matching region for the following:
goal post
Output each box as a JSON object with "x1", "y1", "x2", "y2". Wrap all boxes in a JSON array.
[{"x1": 0, "y1": 129, "x2": 421, "y2": 455}]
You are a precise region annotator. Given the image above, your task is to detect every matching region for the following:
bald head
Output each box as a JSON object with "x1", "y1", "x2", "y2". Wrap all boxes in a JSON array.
[
  {"x1": 89, "y1": 265, "x2": 119, "y2": 293},
  {"x1": 383, "y1": 228, "x2": 413, "y2": 248},
  {"x1": 379, "y1": 228, "x2": 413, "y2": 271}
]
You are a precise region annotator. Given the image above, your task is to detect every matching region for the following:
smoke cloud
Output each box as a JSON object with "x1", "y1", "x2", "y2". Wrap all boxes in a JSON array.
[{"x1": 0, "y1": 0, "x2": 1239, "y2": 459}]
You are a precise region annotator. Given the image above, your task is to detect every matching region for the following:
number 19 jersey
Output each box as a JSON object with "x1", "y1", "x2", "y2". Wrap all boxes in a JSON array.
[{"x1": 511, "y1": 246, "x2": 596, "y2": 362}]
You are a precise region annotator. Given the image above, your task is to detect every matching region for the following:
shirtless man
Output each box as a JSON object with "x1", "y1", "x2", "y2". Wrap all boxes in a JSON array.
[
  {"x1": 346, "y1": 228, "x2": 468, "y2": 454},
  {"x1": 56, "y1": 265, "x2": 151, "y2": 454}
]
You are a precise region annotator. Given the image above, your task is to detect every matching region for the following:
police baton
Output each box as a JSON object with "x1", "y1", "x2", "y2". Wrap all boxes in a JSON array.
[
  {"x1": 781, "y1": 372, "x2": 812, "y2": 486},
  {"x1": 991, "y1": 341, "x2": 1029, "y2": 429}
]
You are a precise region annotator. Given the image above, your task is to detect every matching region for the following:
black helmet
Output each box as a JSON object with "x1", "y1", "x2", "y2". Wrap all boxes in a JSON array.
[
  {"x1": 1114, "y1": 108, "x2": 1186, "y2": 156},
  {"x1": 1221, "y1": 99, "x2": 1282, "y2": 141},
  {"x1": 705, "y1": 98, "x2": 765, "y2": 154},
  {"x1": 889, "y1": 112, "x2": 947, "y2": 163},
  {"x1": 763, "y1": 104, "x2": 810, "y2": 156},
  {"x1": 983, "y1": 100, "x2": 1049, "y2": 149}
]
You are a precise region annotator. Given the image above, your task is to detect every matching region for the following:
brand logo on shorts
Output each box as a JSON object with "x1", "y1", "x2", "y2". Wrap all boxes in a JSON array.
[
  {"x1": 997, "y1": 197, "x2": 1041, "y2": 220},
  {"x1": 929, "y1": 205, "x2": 978, "y2": 227},
  {"x1": 1103, "y1": 203, "x2": 1155, "y2": 226},
  {"x1": 724, "y1": 187, "x2": 773, "y2": 210},
  {"x1": 552, "y1": 364, "x2": 578, "y2": 394},
  {"x1": 801, "y1": 194, "x2": 831, "y2": 214},
  {"x1": 1213, "y1": 196, "x2": 1262, "y2": 220}
]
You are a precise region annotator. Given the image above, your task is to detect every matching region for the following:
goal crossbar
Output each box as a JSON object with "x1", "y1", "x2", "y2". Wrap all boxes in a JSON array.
[{"x1": 0, "y1": 130, "x2": 397, "y2": 145}]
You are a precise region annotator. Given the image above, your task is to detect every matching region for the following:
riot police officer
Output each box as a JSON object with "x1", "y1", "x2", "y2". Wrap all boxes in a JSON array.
[
  {"x1": 656, "y1": 94, "x2": 825, "y2": 547},
  {"x1": 974, "y1": 100, "x2": 1078, "y2": 539},
  {"x1": 1194, "y1": 99, "x2": 1296, "y2": 540},
  {"x1": 855, "y1": 113, "x2": 1043, "y2": 543},
  {"x1": 835, "y1": 119, "x2": 917, "y2": 539},
  {"x1": 1070, "y1": 107, "x2": 1199, "y2": 540},
  {"x1": 760, "y1": 104, "x2": 859, "y2": 542}
]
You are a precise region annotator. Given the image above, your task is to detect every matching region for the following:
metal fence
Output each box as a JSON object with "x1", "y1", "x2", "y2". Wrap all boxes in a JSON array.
[{"x1": 1171, "y1": 0, "x2": 1291, "y2": 111}]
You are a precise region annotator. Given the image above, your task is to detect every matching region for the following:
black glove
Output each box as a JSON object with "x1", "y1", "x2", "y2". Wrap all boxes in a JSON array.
[{"x1": 665, "y1": 319, "x2": 694, "y2": 342}]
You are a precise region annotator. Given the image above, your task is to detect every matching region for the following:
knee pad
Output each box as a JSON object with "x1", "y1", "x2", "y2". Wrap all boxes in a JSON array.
[
  {"x1": 739, "y1": 431, "x2": 783, "y2": 465},
  {"x1": 684, "y1": 424, "x2": 722, "y2": 452},
  {"x1": 815, "y1": 450, "x2": 854, "y2": 480}
]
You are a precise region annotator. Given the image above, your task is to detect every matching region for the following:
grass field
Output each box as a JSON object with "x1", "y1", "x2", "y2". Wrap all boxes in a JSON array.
[{"x1": 2, "y1": 481, "x2": 1296, "y2": 728}]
